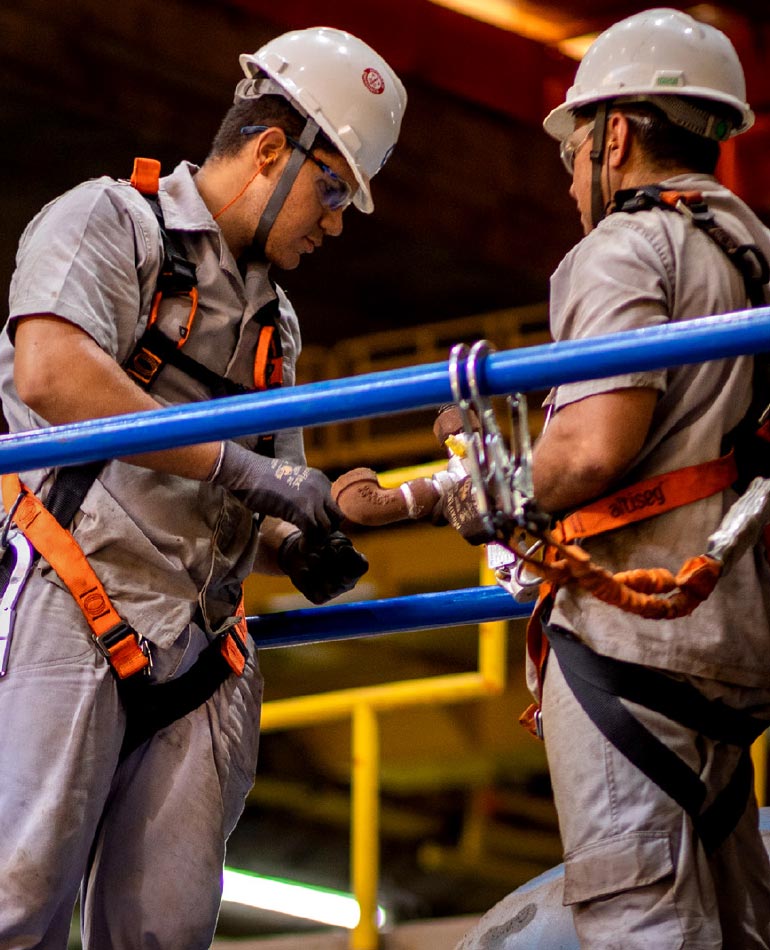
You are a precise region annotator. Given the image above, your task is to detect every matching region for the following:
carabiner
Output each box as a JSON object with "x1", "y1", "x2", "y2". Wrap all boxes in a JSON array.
[{"x1": 448, "y1": 343, "x2": 491, "y2": 525}]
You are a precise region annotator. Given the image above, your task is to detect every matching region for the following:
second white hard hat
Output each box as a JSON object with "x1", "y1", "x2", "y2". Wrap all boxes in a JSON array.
[{"x1": 543, "y1": 8, "x2": 753, "y2": 142}]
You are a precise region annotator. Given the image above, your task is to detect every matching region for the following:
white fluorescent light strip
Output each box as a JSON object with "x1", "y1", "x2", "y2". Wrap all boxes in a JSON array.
[{"x1": 222, "y1": 868, "x2": 386, "y2": 930}]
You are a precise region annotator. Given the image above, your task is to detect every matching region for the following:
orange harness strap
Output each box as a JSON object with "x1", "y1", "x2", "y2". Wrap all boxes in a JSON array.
[
  {"x1": 519, "y1": 452, "x2": 739, "y2": 738},
  {"x1": 1, "y1": 474, "x2": 149, "y2": 678},
  {"x1": 1, "y1": 474, "x2": 248, "y2": 680},
  {"x1": 222, "y1": 596, "x2": 248, "y2": 677},
  {"x1": 555, "y1": 451, "x2": 738, "y2": 544}
]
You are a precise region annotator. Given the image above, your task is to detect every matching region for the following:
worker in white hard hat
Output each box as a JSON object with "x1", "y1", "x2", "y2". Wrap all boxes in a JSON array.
[
  {"x1": 529, "y1": 9, "x2": 770, "y2": 947},
  {"x1": 0, "y1": 26, "x2": 405, "y2": 947},
  {"x1": 440, "y1": 8, "x2": 770, "y2": 947}
]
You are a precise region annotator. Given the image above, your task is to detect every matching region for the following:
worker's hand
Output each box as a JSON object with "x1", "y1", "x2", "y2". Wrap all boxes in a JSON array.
[
  {"x1": 212, "y1": 441, "x2": 342, "y2": 542},
  {"x1": 278, "y1": 530, "x2": 369, "y2": 605},
  {"x1": 442, "y1": 476, "x2": 493, "y2": 545}
]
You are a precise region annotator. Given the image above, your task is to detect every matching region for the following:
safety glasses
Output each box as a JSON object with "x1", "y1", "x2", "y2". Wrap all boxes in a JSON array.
[
  {"x1": 240, "y1": 125, "x2": 354, "y2": 212},
  {"x1": 560, "y1": 121, "x2": 595, "y2": 175}
]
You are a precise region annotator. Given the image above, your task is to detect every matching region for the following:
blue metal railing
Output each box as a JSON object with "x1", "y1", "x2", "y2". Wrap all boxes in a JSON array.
[
  {"x1": 247, "y1": 586, "x2": 530, "y2": 647},
  {"x1": 1, "y1": 307, "x2": 768, "y2": 475}
]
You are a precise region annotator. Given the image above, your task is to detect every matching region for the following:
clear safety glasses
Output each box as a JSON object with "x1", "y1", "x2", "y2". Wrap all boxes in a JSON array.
[
  {"x1": 560, "y1": 121, "x2": 595, "y2": 175},
  {"x1": 240, "y1": 125, "x2": 355, "y2": 212}
]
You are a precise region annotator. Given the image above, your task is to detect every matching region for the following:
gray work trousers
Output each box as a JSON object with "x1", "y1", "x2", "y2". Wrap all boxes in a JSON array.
[
  {"x1": 0, "y1": 570, "x2": 263, "y2": 950},
  {"x1": 542, "y1": 650, "x2": 770, "y2": 950}
]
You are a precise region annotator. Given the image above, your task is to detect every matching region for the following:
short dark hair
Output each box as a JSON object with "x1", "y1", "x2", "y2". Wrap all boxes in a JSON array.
[
  {"x1": 208, "y1": 93, "x2": 338, "y2": 160},
  {"x1": 573, "y1": 101, "x2": 723, "y2": 175}
]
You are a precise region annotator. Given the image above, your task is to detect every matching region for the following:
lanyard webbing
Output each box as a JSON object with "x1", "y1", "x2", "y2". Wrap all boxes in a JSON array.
[{"x1": 555, "y1": 451, "x2": 738, "y2": 543}]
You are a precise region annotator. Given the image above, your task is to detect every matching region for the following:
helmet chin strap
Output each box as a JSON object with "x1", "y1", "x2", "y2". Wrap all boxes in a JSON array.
[
  {"x1": 590, "y1": 101, "x2": 610, "y2": 229},
  {"x1": 249, "y1": 115, "x2": 321, "y2": 259}
]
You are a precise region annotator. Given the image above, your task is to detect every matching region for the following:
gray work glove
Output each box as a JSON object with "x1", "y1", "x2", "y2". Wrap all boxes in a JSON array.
[
  {"x1": 213, "y1": 441, "x2": 342, "y2": 542},
  {"x1": 278, "y1": 530, "x2": 369, "y2": 605}
]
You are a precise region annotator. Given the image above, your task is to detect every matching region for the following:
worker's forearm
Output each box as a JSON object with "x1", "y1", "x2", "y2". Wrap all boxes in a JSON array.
[{"x1": 14, "y1": 315, "x2": 221, "y2": 480}]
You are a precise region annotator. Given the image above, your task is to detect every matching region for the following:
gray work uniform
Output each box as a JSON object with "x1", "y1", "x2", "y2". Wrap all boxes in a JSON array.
[
  {"x1": 0, "y1": 162, "x2": 304, "y2": 948},
  {"x1": 538, "y1": 174, "x2": 770, "y2": 948}
]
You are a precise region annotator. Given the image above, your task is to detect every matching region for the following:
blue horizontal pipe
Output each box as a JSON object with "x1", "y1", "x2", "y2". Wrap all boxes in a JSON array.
[
  {"x1": 247, "y1": 585, "x2": 531, "y2": 648},
  {"x1": 1, "y1": 306, "x2": 769, "y2": 474}
]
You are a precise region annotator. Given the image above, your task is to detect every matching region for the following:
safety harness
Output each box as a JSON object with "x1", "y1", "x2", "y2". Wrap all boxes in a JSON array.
[
  {"x1": 0, "y1": 157, "x2": 279, "y2": 751},
  {"x1": 516, "y1": 186, "x2": 770, "y2": 851},
  {"x1": 125, "y1": 158, "x2": 284, "y2": 404},
  {"x1": 614, "y1": 185, "x2": 770, "y2": 307}
]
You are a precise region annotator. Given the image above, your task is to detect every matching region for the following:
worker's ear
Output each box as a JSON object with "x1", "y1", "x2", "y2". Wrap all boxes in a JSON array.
[
  {"x1": 251, "y1": 126, "x2": 288, "y2": 173},
  {"x1": 606, "y1": 112, "x2": 632, "y2": 168}
]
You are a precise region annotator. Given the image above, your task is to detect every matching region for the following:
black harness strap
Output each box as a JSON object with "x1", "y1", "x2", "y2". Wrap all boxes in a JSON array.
[
  {"x1": 125, "y1": 161, "x2": 283, "y2": 460},
  {"x1": 44, "y1": 461, "x2": 106, "y2": 530},
  {"x1": 126, "y1": 324, "x2": 252, "y2": 399},
  {"x1": 139, "y1": 190, "x2": 197, "y2": 297},
  {"x1": 118, "y1": 635, "x2": 238, "y2": 759},
  {"x1": 617, "y1": 185, "x2": 770, "y2": 493},
  {"x1": 615, "y1": 185, "x2": 770, "y2": 307},
  {"x1": 545, "y1": 622, "x2": 767, "y2": 853}
]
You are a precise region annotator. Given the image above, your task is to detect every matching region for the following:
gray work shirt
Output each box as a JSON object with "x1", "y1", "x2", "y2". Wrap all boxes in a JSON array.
[
  {"x1": 0, "y1": 161, "x2": 305, "y2": 648},
  {"x1": 544, "y1": 173, "x2": 770, "y2": 688}
]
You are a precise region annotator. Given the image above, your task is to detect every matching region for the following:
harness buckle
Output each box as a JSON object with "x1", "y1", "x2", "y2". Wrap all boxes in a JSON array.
[
  {"x1": 93, "y1": 621, "x2": 140, "y2": 660},
  {"x1": 125, "y1": 346, "x2": 163, "y2": 387},
  {"x1": 138, "y1": 634, "x2": 154, "y2": 675}
]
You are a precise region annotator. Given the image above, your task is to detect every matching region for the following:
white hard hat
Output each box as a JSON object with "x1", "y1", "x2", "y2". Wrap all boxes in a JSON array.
[
  {"x1": 238, "y1": 26, "x2": 407, "y2": 213},
  {"x1": 543, "y1": 8, "x2": 753, "y2": 142}
]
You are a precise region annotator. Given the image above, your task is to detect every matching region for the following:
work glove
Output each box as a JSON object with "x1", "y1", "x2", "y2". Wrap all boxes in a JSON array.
[
  {"x1": 277, "y1": 530, "x2": 369, "y2": 605},
  {"x1": 212, "y1": 441, "x2": 342, "y2": 542},
  {"x1": 442, "y1": 476, "x2": 494, "y2": 546}
]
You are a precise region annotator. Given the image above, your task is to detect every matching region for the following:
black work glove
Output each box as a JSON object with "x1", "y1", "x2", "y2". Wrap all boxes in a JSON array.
[
  {"x1": 442, "y1": 476, "x2": 494, "y2": 546},
  {"x1": 278, "y1": 530, "x2": 369, "y2": 605},
  {"x1": 212, "y1": 441, "x2": 342, "y2": 542}
]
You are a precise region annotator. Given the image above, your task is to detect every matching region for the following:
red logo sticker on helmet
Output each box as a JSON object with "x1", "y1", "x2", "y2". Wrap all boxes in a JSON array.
[{"x1": 362, "y1": 68, "x2": 385, "y2": 95}]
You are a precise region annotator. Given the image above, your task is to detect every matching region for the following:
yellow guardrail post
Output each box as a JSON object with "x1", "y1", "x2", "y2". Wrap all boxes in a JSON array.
[
  {"x1": 478, "y1": 561, "x2": 507, "y2": 693},
  {"x1": 351, "y1": 703, "x2": 380, "y2": 950}
]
